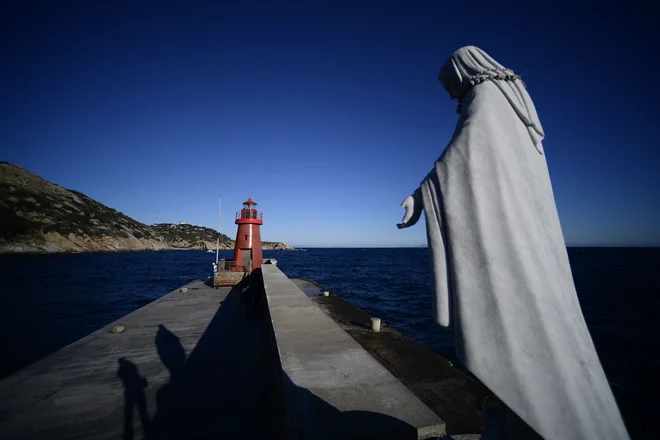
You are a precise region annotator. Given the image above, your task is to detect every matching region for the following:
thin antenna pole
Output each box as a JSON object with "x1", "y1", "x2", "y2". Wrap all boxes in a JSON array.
[{"x1": 215, "y1": 195, "x2": 221, "y2": 266}]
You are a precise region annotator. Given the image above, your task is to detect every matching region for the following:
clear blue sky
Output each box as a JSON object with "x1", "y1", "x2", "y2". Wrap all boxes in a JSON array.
[{"x1": 2, "y1": 0, "x2": 658, "y2": 247}]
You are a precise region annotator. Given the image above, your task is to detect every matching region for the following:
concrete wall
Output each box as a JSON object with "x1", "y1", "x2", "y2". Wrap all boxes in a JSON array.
[{"x1": 260, "y1": 264, "x2": 446, "y2": 439}]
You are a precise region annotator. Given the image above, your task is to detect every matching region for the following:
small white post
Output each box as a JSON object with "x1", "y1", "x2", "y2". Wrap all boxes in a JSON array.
[
  {"x1": 215, "y1": 195, "x2": 221, "y2": 266},
  {"x1": 323, "y1": 290, "x2": 330, "y2": 297},
  {"x1": 371, "y1": 317, "x2": 381, "y2": 333}
]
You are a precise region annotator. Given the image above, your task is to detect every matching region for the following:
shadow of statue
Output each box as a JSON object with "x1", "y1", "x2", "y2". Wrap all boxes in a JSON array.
[
  {"x1": 144, "y1": 271, "x2": 424, "y2": 439},
  {"x1": 240, "y1": 269, "x2": 264, "y2": 318},
  {"x1": 117, "y1": 357, "x2": 151, "y2": 440},
  {"x1": 155, "y1": 324, "x2": 185, "y2": 379},
  {"x1": 148, "y1": 275, "x2": 272, "y2": 439}
]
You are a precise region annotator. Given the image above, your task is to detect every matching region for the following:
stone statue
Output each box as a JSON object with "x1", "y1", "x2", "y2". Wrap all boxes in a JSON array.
[{"x1": 398, "y1": 46, "x2": 629, "y2": 440}]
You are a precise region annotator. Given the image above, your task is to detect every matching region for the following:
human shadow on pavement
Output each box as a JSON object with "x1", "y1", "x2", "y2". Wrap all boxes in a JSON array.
[{"x1": 117, "y1": 357, "x2": 151, "y2": 440}]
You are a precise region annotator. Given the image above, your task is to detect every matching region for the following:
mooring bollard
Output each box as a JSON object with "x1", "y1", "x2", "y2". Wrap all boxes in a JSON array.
[
  {"x1": 371, "y1": 317, "x2": 381, "y2": 333},
  {"x1": 323, "y1": 290, "x2": 330, "y2": 297},
  {"x1": 110, "y1": 325, "x2": 126, "y2": 333},
  {"x1": 180, "y1": 287, "x2": 188, "y2": 293}
]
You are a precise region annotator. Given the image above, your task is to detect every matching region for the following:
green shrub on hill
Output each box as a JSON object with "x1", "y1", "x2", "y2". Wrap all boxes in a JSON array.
[
  {"x1": 0, "y1": 204, "x2": 39, "y2": 239},
  {"x1": 151, "y1": 223, "x2": 232, "y2": 247}
]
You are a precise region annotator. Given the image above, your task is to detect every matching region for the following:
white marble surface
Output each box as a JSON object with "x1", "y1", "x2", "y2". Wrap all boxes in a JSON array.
[{"x1": 400, "y1": 46, "x2": 629, "y2": 440}]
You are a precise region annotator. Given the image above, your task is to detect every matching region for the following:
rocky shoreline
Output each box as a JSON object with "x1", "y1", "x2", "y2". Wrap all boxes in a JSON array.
[{"x1": 1, "y1": 238, "x2": 293, "y2": 254}]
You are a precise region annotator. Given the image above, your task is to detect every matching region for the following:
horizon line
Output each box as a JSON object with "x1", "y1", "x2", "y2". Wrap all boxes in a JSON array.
[{"x1": 283, "y1": 244, "x2": 660, "y2": 249}]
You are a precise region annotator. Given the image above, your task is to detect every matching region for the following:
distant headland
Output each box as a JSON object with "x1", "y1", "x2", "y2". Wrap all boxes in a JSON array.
[{"x1": 0, "y1": 162, "x2": 294, "y2": 254}]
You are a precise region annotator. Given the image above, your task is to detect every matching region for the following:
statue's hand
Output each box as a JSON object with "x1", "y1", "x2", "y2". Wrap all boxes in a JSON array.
[{"x1": 397, "y1": 193, "x2": 422, "y2": 229}]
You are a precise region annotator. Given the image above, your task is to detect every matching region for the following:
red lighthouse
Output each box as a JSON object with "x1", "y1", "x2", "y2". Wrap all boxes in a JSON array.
[
  {"x1": 231, "y1": 198, "x2": 263, "y2": 271},
  {"x1": 214, "y1": 198, "x2": 264, "y2": 287}
]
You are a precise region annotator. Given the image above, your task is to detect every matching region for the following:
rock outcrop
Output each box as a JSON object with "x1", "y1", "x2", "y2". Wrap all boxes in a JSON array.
[
  {"x1": 0, "y1": 162, "x2": 294, "y2": 253},
  {"x1": 263, "y1": 241, "x2": 295, "y2": 250}
]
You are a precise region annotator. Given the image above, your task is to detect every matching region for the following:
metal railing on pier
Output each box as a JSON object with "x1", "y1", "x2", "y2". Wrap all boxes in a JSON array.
[{"x1": 216, "y1": 259, "x2": 253, "y2": 273}]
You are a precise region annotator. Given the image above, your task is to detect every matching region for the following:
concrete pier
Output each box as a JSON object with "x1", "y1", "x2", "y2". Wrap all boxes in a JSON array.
[
  {"x1": 0, "y1": 264, "x2": 488, "y2": 439},
  {"x1": 293, "y1": 278, "x2": 492, "y2": 436},
  {"x1": 262, "y1": 264, "x2": 445, "y2": 439},
  {"x1": 0, "y1": 280, "x2": 276, "y2": 439}
]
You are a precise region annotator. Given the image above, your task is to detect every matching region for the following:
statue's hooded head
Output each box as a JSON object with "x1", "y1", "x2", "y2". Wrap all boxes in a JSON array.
[
  {"x1": 438, "y1": 46, "x2": 545, "y2": 152},
  {"x1": 438, "y1": 46, "x2": 511, "y2": 102}
]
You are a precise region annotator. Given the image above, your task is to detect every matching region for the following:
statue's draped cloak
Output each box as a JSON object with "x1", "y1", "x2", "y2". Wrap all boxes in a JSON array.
[{"x1": 420, "y1": 48, "x2": 629, "y2": 440}]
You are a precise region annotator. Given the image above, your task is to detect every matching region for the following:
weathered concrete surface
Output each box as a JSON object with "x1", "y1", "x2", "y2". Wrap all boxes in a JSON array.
[
  {"x1": 0, "y1": 266, "x2": 487, "y2": 440},
  {"x1": 0, "y1": 280, "x2": 277, "y2": 439},
  {"x1": 263, "y1": 265, "x2": 445, "y2": 439},
  {"x1": 292, "y1": 278, "x2": 492, "y2": 437}
]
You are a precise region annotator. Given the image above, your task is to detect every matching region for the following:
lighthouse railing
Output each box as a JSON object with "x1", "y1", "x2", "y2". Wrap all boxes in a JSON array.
[{"x1": 235, "y1": 210, "x2": 263, "y2": 220}]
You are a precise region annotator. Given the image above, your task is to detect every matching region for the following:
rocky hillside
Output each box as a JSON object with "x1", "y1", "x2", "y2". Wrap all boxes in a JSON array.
[
  {"x1": 151, "y1": 223, "x2": 234, "y2": 251},
  {"x1": 0, "y1": 162, "x2": 294, "y2": 253}
]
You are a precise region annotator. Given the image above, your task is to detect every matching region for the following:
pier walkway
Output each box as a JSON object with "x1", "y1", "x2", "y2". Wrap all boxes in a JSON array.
[
  {"x1": 0, "y1": 264, "x2": 486, "y2": 439},
  {"x1": 0, "y1": 279, "x2": 275, "y2": 439}
]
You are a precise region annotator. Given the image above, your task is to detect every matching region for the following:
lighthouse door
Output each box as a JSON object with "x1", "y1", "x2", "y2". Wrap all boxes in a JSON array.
[{"x1": 241, "y1": 249, "x2": 252, "y2": 268}]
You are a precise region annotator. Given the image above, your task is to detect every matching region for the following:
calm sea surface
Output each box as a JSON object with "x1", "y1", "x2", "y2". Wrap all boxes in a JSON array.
[{"x1": 0, "y1": 247, "x2": 658, "y2": 438}]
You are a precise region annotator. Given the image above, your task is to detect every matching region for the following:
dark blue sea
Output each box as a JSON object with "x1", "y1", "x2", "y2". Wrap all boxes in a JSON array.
[{"x1": 0, "y1": 247, "x2": 658, "y2": 438}]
